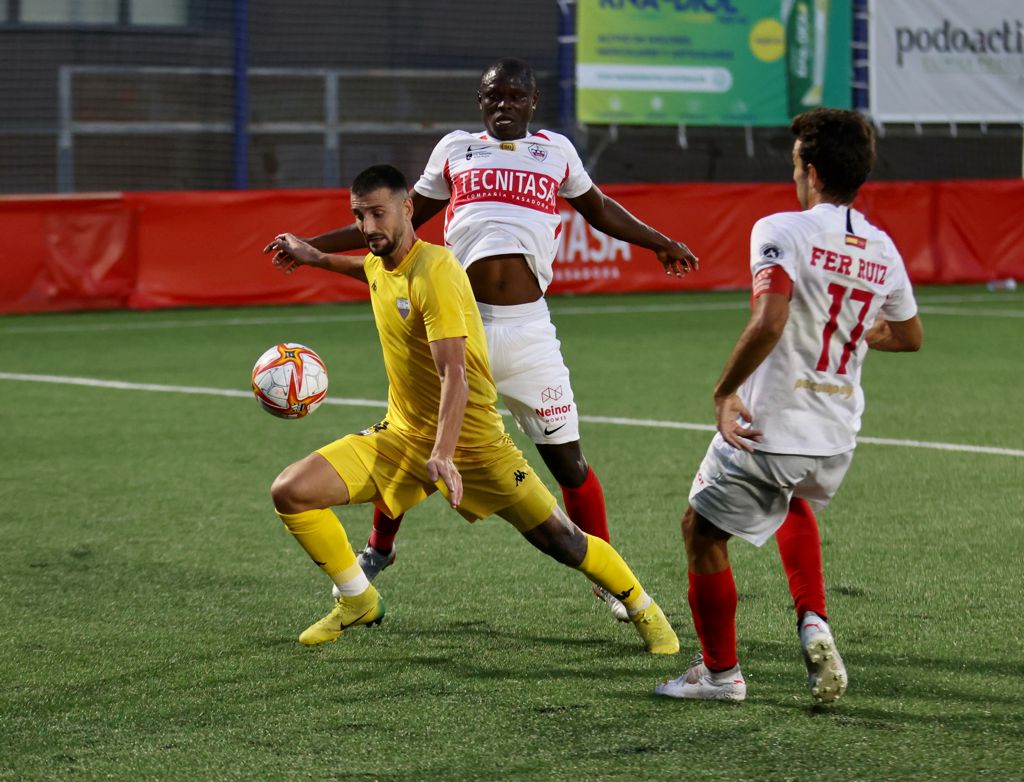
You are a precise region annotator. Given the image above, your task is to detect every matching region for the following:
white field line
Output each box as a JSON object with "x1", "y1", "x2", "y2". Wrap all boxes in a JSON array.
[
  {"x1": 913, "y1": 293, "x2": 1022, "y2": 304},
  {"x1": 0, "y1": 372, "x2": 387, "y2": 410},
  {"x1": 0, "y1": 312, "x2": 377, "y2": 335},
  {"x1": 1, "y1": 293, "x2": 1020, "y2": 335},
  {"x1": 2, "y1": 372, "x2": 1021, "y2": 458},
  {"x1": 916, "y1": 306, "x2": 1024, "y2": 318}
]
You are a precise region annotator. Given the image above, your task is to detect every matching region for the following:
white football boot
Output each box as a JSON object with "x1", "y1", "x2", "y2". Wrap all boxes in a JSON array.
[
  {"x1": 356, "y1": 543, "x2": 396, "y2": 582},
  {"x1": 800, "y1": 612, "x2": 848, "y2": 704},
  {"x1": 592, "y1": 584, "x2": 630, "y2": 623},
  {"x1": 655, "y1": 653, "x2": 747, "y2": 701}
]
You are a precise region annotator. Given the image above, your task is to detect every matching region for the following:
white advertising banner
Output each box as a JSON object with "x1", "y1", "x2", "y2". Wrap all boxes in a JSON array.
[{"x1": 869, "y1": 0, "x2": 1024, "y2": 122}]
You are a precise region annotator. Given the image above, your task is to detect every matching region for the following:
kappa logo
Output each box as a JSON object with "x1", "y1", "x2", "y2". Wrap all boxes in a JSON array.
[
  {"x1": 513, "y1": 469, "x2": 528, "y2": 486},
  {"x1": 614, "y1": 585, "x2": 634, "y2": 602},
  {"x1": 358, "y1": 420, "x2": 390, "y2": 436},
  {"x1": 396, "y1": 297, "x2": 410, "y2": 319},
  {"x1": 527, "y1": 143, "x2": 547, "y2": 162},
  {"x1": 371, "y1": 280, "x2": 377, "y2": 293}
]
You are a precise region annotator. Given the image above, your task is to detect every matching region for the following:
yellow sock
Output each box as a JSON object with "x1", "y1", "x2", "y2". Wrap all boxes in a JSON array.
[
  {"x1": 276, "y1": 508, "x2": 367, "y2": 592},
  {"x1": 576, "y1": 534, "x2": 651, "y2": 615}
]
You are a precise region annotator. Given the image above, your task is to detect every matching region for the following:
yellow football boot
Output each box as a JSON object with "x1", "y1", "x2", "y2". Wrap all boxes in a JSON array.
[
  {"x1": 298, "y1": 585, "x2": 386, "y2": 646},
  {"x1": 630, "y1": 600, "x2": 680, "y2": 655}
]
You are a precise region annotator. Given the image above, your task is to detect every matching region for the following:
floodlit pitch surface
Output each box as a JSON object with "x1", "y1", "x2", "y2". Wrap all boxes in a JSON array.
[{"x1": 1, "y1": 287, "x2": 1021, "y2": 781}]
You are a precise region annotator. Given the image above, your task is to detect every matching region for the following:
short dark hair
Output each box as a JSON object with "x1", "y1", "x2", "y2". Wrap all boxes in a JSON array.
[
  {"x1": 351, "y1": 164, "x2": 408, "y2": 197},
  {"x1": 791, "y1": 109, "x2": 876, "y2": 204},
  {"x1": 480, "y1": 57, "x2": 536, "y2": 92}
]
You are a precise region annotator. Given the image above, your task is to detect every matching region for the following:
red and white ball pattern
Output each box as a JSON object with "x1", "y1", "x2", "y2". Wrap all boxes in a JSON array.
[{"x1": 251, "y1": 342, "x2": 329, "y2": 419}]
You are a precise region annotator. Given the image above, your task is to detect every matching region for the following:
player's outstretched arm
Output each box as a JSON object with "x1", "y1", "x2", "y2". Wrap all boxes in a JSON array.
[
  {"x1": 410, "y1": 191, "x2": 448, "y2": 228},
  {"x1": 306, "y1": 191, "x2": 446, "y2": 250},
  {"x1": 427, "y1": 336, "x2": 468, "y2": 508},
  {"x1": 262, "y1": 191, "x2": 448, "y2": 261},
  {"x1": 712, "y1": 293, "x2": 790, "y2": 451},
  {"x1": 566, "y1": 185, "x2": 698, "y2": 277},
  {"x1": 264, "y1": 233, "x2": 368, "y2": 282},
  {"x1": 304, "y1": 192, "x2": 446, "y2": 250},
  {"x1": 865, "y1": 314, "x2": 923, "y2": 352},
  {"x1": 261, "y1": 223, "x2": 366, "y2": 266}
]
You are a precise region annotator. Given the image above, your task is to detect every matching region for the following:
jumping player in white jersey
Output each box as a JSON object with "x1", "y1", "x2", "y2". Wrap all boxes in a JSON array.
[
  {"x1": 655, "y1": 108, "x2": 923, "y2": 703},
  {"x1": 267, "y1": 58, "x2": 698, "y2": 621}
]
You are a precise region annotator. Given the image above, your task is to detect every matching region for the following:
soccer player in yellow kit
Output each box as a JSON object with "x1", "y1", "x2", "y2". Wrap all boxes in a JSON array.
[{"x1": 266, "y1": 164, "x2": 678, "y2": 653}]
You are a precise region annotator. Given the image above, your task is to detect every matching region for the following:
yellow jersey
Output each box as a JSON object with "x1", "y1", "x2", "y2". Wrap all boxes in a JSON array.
[{"x1": 363, "y1": 239, "x2": 505, "y2": 448}]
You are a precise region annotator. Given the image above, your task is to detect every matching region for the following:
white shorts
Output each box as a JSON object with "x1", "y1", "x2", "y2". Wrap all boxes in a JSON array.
[
  {"x1": 688, "y1": 433, "x2": 854, "y2": 547},
  {"x1": 478, "y1": 299, "x2": 579, "y2": 446}
]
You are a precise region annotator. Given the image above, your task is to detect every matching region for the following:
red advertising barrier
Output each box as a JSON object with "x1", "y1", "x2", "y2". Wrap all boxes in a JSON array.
[
  {"x1": 1, "y1": 194, "x2": 137, "y2": 312},
  {"x1": 548, "y1": 182, "x2": 796, "y2": 295},
  {"x1": 1, "y1": 180, "x2": 1022, "y2": 314},
  {"x1": 124, "y1": 189, "x2": 363, "y2": 310}
]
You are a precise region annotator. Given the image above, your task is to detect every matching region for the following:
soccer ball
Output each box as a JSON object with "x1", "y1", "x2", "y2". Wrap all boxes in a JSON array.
[{"x1": 251, "y1": 342, "x2": 329, "y2": 419}]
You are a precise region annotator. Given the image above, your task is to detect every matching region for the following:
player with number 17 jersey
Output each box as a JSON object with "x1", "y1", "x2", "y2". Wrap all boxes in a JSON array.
[
  {"x1": 745, "y1": 203, "x2": 918, "y2": 456},
  {"x1": 658, "y1": 110, "x2": 923, "y2": 706}
]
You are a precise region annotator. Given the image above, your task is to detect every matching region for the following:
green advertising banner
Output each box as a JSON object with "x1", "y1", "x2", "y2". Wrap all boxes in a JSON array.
[{"x1": 576, "y1": 0, "x2": 851, "y2": 126}]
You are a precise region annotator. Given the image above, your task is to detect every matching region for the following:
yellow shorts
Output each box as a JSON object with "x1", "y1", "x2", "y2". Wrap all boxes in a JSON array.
[{"x1": 316, "y1": 420, "x2": 557, "y2": 532}]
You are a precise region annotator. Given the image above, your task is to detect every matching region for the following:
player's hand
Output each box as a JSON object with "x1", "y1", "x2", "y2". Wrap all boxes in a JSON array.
[
  {"x1": 864, "y1": 318, "x2": 891, "y2": 350},
  {"x1": 714, "y1": 393, "x2": 763, "y2": 452},
  {"x1": 264, "y1": 233, "x2": 322, "y2": 275},
  {"x1": 656, "y1": 240, "x2": 699, "y2": 277},
  {"x1": 427, "y1": 455, "x2": 463, "y2": 508}
]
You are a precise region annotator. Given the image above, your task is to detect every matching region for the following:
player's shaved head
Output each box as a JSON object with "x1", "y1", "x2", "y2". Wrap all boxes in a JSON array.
[
  {"x1": 481, "y1": 58, "x2": 536, "y2": 92},
  {"x1": 351, "y1": 164, "x2": 409, "y2": 198}
]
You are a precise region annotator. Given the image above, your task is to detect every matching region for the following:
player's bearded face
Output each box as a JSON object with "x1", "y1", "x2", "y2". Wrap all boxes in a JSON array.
[
  {"x1": 352, "y1": 189, "x2": 406, "y2": 257},
  {"x1": 478, "y1": 73, "x2": 537, "y2": 140}
]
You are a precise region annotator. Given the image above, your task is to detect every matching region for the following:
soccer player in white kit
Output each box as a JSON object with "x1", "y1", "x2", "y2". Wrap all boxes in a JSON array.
[
  {"x1": 267, "y1": 58, "x2": 697, "y2": 620},
  {"x1": 655, "y1": 109, "x2": 923, "y2": 703}
]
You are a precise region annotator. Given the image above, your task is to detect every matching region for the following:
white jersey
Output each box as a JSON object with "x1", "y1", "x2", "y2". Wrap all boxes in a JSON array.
[
  {"x1": 744, "y1": 203, "x2": 918, "y2": 456},
  {"x1": 413, "y1": 128, "x2": 593, "y2": 292}
]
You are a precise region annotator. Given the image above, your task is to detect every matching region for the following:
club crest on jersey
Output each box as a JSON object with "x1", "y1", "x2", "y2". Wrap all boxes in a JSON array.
[
  {"x1": 500, "y1": 142, "x2": 516, "y2": 151},
  {"x1": 396, "y1": 297, "x2": 410, "y2": 319},
  {"x1": 845, "y1": 234, "x2": 867, "y2": 249},
  {"x1": 528, "y1": 143, "x2": 547, "y2": 162},
  {"x1": 760, "y1": 243, "x2": 782, "y2": 260}
]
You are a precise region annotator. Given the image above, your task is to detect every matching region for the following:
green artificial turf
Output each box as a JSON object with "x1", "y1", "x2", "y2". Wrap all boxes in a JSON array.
[{"x1": 1, "y1": 287, "x2": 1021, "y2": 781}]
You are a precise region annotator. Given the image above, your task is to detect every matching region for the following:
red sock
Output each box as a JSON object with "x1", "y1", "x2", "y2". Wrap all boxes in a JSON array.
[
  {"x1": 368, "y1": 508, "x2": 403, "y2": 553},
  {"x1": 560, "y1": 467, "x2": 610, "y2": 542},
  {"x1": 775, "y1": 498, "x2": 827, "y2": 622},
  {"x1": 688, "y1": 568, "x2": 738, "y2": 671}
]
